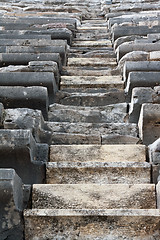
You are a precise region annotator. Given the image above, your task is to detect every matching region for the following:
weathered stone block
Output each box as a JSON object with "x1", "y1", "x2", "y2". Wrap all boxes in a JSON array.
[
  {"x1": 0, "y1": 86, "x2": 48, "y2": 120},
  {"x1": 32, "y1": 184, "x2": 156, "y2": 209},
  {"x1": 46, "y1": 161, "x2": 151, "y2": 184},
  {"x1": 125, "y1": 72, "x2": 160, "y2": 101},
  {"x1": 123, "y1": 61, "x2": 160, "y2": 83},
  {"x1": 138, "y1": 104, "x2": 160, "y2": 145},
  {"x1": 50, "y1": 144, "x2": 146, "y2": 163},
  {"x1": 24, "y1": 209, "x2": 160, "y2": 240},
  {"x1": 0, "y1": 129, "x2": 47, "y2": 184},
  {"x1": 129, "y1": 87, "x2": 155, "y2": 123},
  {"x1": 0, "y1": 72, "x2": 57, "y2": 104},
  {"x1": 48, "y1": 103, "x2": 128, "y2": 123},
  {"x1": 4, "y1": 108, "x2": 52, "y2": 144},
  {"x1": 0, "y1": 169, "x2": 23, "y2": 240}
]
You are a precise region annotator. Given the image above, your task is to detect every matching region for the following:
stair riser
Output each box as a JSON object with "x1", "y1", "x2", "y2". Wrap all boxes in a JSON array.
[
  {"x1": 24, "y1": 211, "x2": 160, "y2": 240},
  {"x1": 46, "y1": 164, "x2": 151, "y2": 184},
  {"x1": 32, "y1": 184, "x2": 156, "y2": 209}
]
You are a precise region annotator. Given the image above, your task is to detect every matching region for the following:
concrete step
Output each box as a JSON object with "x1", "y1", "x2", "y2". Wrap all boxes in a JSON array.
[
  {"x1": 32, "y1": 184, "x2": 156, "y2": 209},
  {"x1": 67, "y1": 57, "x2": 117, "y2": 68},
  {"x1": 60, "y1": 75, "x2": 123, "y2": 90},
  {"x1": 54, "y1": 89, "x2": 125, "y2": 106},
  {"x1": 48, "y1": 103, "x2": 127, "y2": 123},
  {"x1": 24, "y1": 209, "x2": 160, "y2": 240}
]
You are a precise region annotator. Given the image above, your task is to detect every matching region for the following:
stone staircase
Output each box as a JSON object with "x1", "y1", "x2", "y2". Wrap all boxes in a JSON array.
[
  {"x1": 0, "y1": 0, "x2": 160, "y2": 239},
  {"x1": 23, "y1": 4, "x2": 160, "y2": 240}
]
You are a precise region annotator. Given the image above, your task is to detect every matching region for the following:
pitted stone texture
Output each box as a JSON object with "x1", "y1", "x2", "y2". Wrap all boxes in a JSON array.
[
  {"x1": 0, "y1": 129, "x2": 47, "y2": 184},
  {"x1": 48, "y1": 103, "x2": 127, "y2": 123},
  {"x1": 60, "y1": 75, "x2": 123, "y2": 90},
  {"x1": 55, "y1": 90, "x2": 125, "y2": 106},
  {"x1": 68, "y1": 58, "x2": 117, "y2": 68},
  {"x1": 0, "y1": 169, "x2": 23, "y2": 240},
  {"x1": 138, "y1": 104, "x2": 160, "y2": 145},
  {"x1": 24, "y1": 209, "x2": 160, "y2": 240},
  {"x1": 4, "y1": 108, "x2": 51, "y2": 144},
  {"x1": 32, "y1": 184, "x2": 156, "y2": 209},
  {"x1": 46, "y1": 162, "x2": 151, "y2": 184},
  {"x1": 50, "y1": 145, "x2": 146, "y2": 163}
]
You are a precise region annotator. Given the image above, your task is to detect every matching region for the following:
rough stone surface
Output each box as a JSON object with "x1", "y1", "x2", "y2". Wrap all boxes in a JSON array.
[{"x1": 32, "y1": 184, "x2": 156, "y2": 209}]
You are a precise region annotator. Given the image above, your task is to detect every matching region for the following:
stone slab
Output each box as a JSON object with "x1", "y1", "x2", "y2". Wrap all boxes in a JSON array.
[
  {"x1": 46, "y1": 162, "x2": 151, "y2": 184},
  {"x1": 0, "y1": 72, "x2": 57, "y2": 104},
  {"x1": 60, "y1": 75, "x2": 123, "y2": 90},
  {"x1": 55, "y1": 90, "x2": 125, "y2": 106},
  {"x1": 68, "y1": 57, "x2": 117, "y2": 67},
  {"x1": 123, "y1": 61, "x2": 160, "y2": 83},
  {"x1": 0, "y1": 169, "x2": 23, "y2": 240},
  {"x1": 24, "y1": 209, "x2": 160, "y2": 240},
  {"x1": 0, "y1": 86, "x2": 48, "y2": 120},
  {"x1": 0, "y1": 53, "x2": 62, "y2": 71},
  {"x1": 125, "y1": 71, "x2": 160, "y2": 101},
  {"x1": 138, "y1": 104, "x2": 160, "y2": 145},
  {"x1": 0, "y1": 129, "x2": 47, "y2": 184},
  {"x1": 48, "y1": 103, "x2": 127, "y2": 123},
  {"x1": 32, "y1": 184, "x2": 156, "y2": 209}
]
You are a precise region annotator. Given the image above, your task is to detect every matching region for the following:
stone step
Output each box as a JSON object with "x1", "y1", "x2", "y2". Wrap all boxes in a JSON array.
[
  {"x1": 49, "y1": 144, "x2": 146, "y2": 163},
  {"x1": 72, "y1": 40, "x2": 112, "y2": 48},
  {"x1": 48, "y1": 103, "x2": 127, "y2": 123},
  {"x1": 32, "y1": 184, "x2": 156, "y2": 209},
  {"x1": 47, "y1": 121, "x2": 138, "y2": 136},
  {"x1": 62, "y1": 66, "x2": 120, "y2": 76},
  {"x1": 46, "y1": 162, "x2": 151, "y2": 184},
  {"x1": 47, "y1": 122, "x2": 139, "y2": 144},
  {"x1": 67, "y1": 57, "x2": 117, "y2": 68},
  {"x1": 60, "y1": 75, "x2": 123, "y2": 90},
  {"x1": 24, "y1": 209, "x2": 160, "y2": 240},
  {"x1": 54, "y1": 89, "x2": 125, "y2": 106},
  {"x1": 68, "y1": 50, "x2": 116, "y2": 58}
]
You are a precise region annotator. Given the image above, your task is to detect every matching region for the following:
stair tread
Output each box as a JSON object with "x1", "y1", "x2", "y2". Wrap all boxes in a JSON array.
[
  {"x1": 49, "y1": 144, "x2": 146, "y2": 162},
  {"x1": 32, "y1": 184, "x2": 156, "y2": 209}
]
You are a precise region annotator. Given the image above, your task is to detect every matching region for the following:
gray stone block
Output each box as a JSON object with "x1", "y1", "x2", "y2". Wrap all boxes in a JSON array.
[
  {"x1": 125, "y1": 72, "x2": 160, "y2": 102},
  {"x1": 0, "y1": 86, "x2": 48, "y2": 120},
  {"x1": 0, "y1": 53, "x2": 62, "y2": 71},
  {"x1": 3, "y1": 45, "x2": 67, "y2": 65},
  {"x1": 123, "y1": 61, "x2": 160, "y2": 83},
  {"x1": 0, "y1": 129, "x2": 48, "y2": 184},
  {"x1": 112, "y1": 25, "x2": 160, "y2": 41},
  {"x1": 0, "y1": 169, "x2": 23, "y2": 240},
  {"x1": 0, "y1": 28, "x2": 72, "y2": 44},
  {"x1": 24, "y1": 209, "x2": 160, "y2": 240},
  {"x1": 0, "y1": 102, "x2": 4, "y2": 127},
  {"x1": 139, "y1": 104, "x2": 160, "y2": 145},
  {"x1": 0, "y1": 72, "x2": 57, "y2": 104},
  {"x1": 4, "y1": 108, "x2": 52, "y2": 144},
  {"x1": 129, "y1": 87, "x2": 155, "y2": 123},
  {"x1": 28, "y1": 61, "x2": 60, "y2": 86},
  {"x1": 0, "y1": 34, "x2": 51, "y2": 40},
  {"x1": 55, "y1": 90, "x2": 125, "y2": 107}
]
